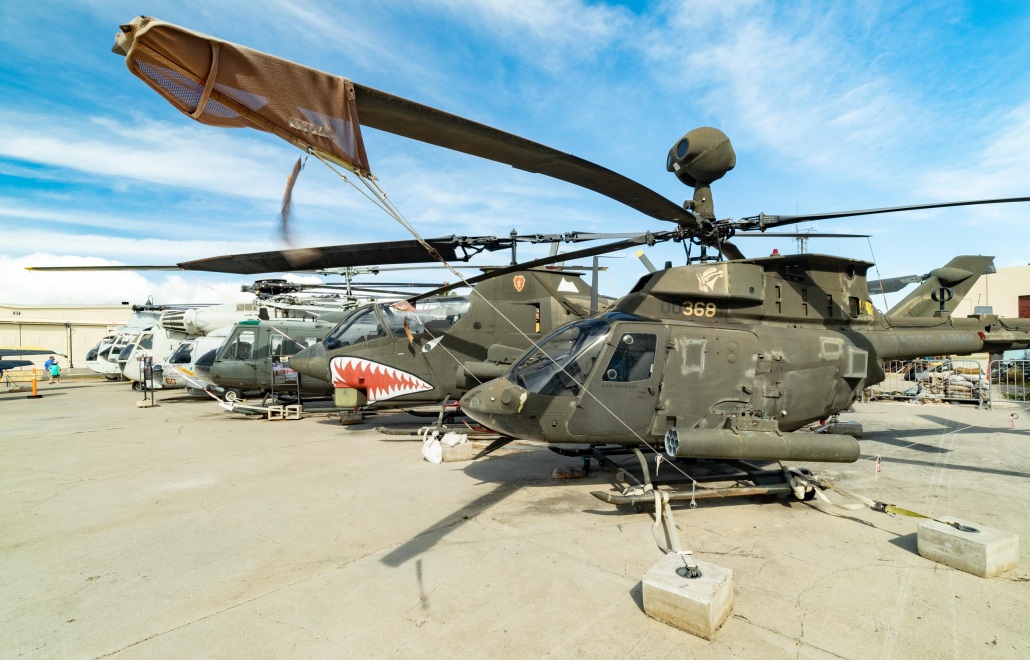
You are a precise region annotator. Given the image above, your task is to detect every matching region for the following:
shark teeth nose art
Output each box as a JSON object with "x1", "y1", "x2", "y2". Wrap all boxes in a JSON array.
[{"x1": 330, "y1": 357, "x2": 434, "y2": 403}]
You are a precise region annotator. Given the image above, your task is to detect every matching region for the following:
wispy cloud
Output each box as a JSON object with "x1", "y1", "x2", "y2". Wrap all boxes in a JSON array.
[
  {"x1": 0, "y1": 109, "x2": 379, "y2": 212},
  {"x1": 414, "y1": 0, "x2": 633, "y2": 72},
  {"x1": 2, "y1": 253, "x2": 254, "y2": 306},
  {"x1": 916, "y1": 101, "x2": 1030, "y2": 199},
  {"x1": 647, "y1": 3, "x2": 918, "y2": 179}
]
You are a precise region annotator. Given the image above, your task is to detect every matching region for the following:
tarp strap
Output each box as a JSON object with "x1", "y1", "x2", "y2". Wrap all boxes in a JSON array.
[
  {"x1": 789, "y1": 469, "x2": 978, "y2": 532},
  {"x1": 189, "y1": 42, "x2": 221, "y2": 119}
]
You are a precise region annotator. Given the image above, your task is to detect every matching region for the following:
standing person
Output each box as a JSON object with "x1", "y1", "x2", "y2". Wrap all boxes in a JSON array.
[
  {"x1": 44, "y1": 355, "x2": 56, "y2": 373},
  {"x1": 49, "y1": 361, "x2": 61, "y2": 384}
]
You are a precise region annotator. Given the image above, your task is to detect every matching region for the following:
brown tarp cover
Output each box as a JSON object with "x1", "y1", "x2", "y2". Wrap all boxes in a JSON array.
[{"x1": 114, "y1": 16, "x2": 370, "y2": 176}]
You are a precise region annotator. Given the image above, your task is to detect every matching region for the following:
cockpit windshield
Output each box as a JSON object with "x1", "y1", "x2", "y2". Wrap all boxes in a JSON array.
[
  {"x1": 380, "y1": 299, "x2": 471, "y2": 338},
  {"x1": 323, "y1": 306, "x2": 385, "y2": 350},
  {"x1": 167, "y1": 342, "x2": 194, "y2": 364},
  {"x1": 323, "y1": 299, "x2": 471, "y2": 350},
  {"x1": 507, "y1": 318, "x2": 611, "y2": 396}
]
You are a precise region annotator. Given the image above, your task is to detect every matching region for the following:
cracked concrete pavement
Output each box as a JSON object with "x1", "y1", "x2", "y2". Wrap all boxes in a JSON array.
[{"x1": 1, "y1": 381, "x2": 1027, "y2": 658}]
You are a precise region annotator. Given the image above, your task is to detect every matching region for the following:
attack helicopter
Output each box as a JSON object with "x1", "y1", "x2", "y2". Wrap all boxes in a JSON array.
[
  {"x1": 289, "y1": 266, "x2": 613, "y2": 412},
  {"x1": 109, "y1": 17, "x2": 1030, "y2": 464}
]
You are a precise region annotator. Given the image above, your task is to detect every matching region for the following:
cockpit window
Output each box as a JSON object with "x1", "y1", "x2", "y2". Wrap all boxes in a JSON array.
[
  {"x1": 323, "y1": 307, "x2": 386, "y2": 350},
  {"x1": 507, "y1": 318, "x2": 610, "y2": 396},
  {"x1": 219, "y1": 329, "x2": 255, "y2": 361},
  {"x1": 167, "y1": 343, "x2": 194, "y2": 364},
  {"x1": 270, "y1": 334, "x2": 304, "y2": 358},
  {"x1": 381, "y1": 299, "x2": 471, "y2": 337},
  {"x1": 601, "y1": 333, "x2": 657, "y2": 382}
]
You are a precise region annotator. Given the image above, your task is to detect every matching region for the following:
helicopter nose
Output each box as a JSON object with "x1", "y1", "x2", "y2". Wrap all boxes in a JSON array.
[
  {"x1": 460, "y1": 379, "x2": 533, "y2": 438},
  {"x1": 290, "y1": 343, "x2": 329, "y2": 382}
]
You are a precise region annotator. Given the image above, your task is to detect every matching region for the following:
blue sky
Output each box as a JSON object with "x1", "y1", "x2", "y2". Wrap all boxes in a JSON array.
[{"x1": 2, "y1": 1, "x2": 1029, "y2": 307}]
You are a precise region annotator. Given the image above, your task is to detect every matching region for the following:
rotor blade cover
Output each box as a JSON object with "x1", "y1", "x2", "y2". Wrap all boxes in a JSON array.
[{"x1": 113, "y1": 16, "x2": 370, "y2": 175}]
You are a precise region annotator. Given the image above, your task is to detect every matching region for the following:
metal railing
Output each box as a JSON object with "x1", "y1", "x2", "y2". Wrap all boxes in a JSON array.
[
  {"x1": 989, "y1": 359, "x2": 1030, "y2": 408},
  {"x1": 868, "y1": 358, "x2": 989, "y2": 408}
]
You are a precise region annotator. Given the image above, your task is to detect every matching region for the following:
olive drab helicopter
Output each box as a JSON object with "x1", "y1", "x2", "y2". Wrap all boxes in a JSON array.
[
  {"x1": 288, "y1": 266, "x2": 614, "y2": 414},
  {"x1": 109, "y1": 17, "x2": 1030, "y2": 462}
]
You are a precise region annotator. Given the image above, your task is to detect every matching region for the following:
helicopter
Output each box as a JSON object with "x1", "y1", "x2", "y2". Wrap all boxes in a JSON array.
[
  {"x1": 288, "y1": 266, "x2": 614, "y2": 415},
  {"x1": 109, "y1": 17, "x2": 1030, "y2": 460},
  {"x1": 207, "y1": 317, "x2": 338, "y2": 402}
]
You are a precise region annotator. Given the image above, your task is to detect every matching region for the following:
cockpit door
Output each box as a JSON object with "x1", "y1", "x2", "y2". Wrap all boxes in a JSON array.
[{"x1": 567, "y1": 323, "x2": 667, "y2": 440}]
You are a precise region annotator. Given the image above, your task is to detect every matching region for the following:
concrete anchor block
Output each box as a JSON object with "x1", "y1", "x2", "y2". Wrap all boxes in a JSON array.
[
  {"x1": 642, "y1": 554, "x2": 733, "y2": 639},
  {"x1": 266, "y1": 405, "x2": 284, "y2": 420},
  {"x1": 135, "y1": 400, "x2": 157, "y2": 408},
  {"x1": 917, "y1": 516, "x2": 1019, "y2": 577},
  {"x1": 284, "y1": 404, "x2": 303, "y2": 420},
  {"x1": 440, "y1": 442, "x2": 474, "y2": 463},
  {"x1": 826, "y1": 421, "x2": 863, "y2": 437}
]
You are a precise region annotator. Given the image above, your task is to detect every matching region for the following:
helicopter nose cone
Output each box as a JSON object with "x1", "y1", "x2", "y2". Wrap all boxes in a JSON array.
[
  {"x1": 460, "y1": 379, "x2": 536, "y2": 438},
  {"x1": 290, "y1": 343, "x2": 329, "y2": 382}
]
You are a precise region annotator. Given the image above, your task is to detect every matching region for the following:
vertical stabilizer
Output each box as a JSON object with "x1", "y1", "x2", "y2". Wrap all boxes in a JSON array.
[{"x1": 885, "y1": 256, "x2": 995, "y2": 319}]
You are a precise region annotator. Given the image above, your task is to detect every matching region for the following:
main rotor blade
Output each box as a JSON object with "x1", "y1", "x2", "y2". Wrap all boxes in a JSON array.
[
  {"x1": 280, "y1": 156, "x2": 303, "y2": 244},
  {"x1": 26, "y1": 265, "x2": 182, "y2": 271},
  {"x1": 353, "y1": 86, "x2": 699, "y2": 228},
  {"x1": 347, "y1": 287, "x2": 429, "y2": 296},
  {"x1": 738, "y1": 197, "x2": 1030, "y2": 230},
  {"x1": 735, "y1": 232, "x2": 870, "y2": 238},
  {"x1": 634, "y1": 250, "x2": 657, "y2": 273},
  {"x1": 178, "y1": 238, "x2": 460, "y2": 274},
  {"x1": 719, "y1": 241, "x2": 746, "y2": 261},
  {"x1": 28, "y1": 239, "x2": 462, "y2": 275},
  {"x1": 113, "y1": 17, "x2": 699, "y2": 230},
  {"x1": 407, "y1": 235, "x2": 661, "y2": 303},
  {"x1": 318, "y1": 281, "x2": 448, "y2": 288}
]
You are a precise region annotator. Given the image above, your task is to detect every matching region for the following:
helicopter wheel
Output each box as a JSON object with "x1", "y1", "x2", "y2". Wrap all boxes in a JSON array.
[
  {"x1": 131, "y1": 381, "x2": 144, "y2": 391},
  {"x1": 223, "y1": 388, "x2": 243, "y2": 402}
]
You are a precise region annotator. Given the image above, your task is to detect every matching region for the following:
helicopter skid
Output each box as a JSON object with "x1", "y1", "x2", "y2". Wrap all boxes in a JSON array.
[
  {"x1": 592, "y1": 483, "x2": 793, "y2": 506},
  {"x1": 373, "y1": 425, "x2": 501, "y2": 439},
  {"x1": 574, "y1": 445, "x2": 817, "y2": 506}
]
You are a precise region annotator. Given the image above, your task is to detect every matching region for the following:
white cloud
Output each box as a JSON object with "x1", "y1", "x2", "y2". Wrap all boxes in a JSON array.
[
  {"x1": 412, "y1": 0, "x2": 633, "y2": 71},
  {"x1": 0, "y1": 110, "x2": 375, "y2": 211},
  {"x1": 916, "y1": 102, "x2": 1030, "y2": 199},
  {"x1": 647, "y1": 3, "x2": 917, "y2": 179},
  {"x1": 5, "y1": 232, "x2": 279, "y2": 265},
  {"x1": 2, "y1": 254, "x2": 254, "y2": 306}
]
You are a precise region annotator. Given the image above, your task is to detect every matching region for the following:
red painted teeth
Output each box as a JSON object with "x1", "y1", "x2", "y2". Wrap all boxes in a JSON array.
[{"x1": 330, "y1": 357, "x2": 433, "y2": 403}]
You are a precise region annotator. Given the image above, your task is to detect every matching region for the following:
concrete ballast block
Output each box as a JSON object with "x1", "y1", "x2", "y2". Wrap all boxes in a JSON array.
[
  {"x1": 917, "y1": 516, "x2": 1019, "y2": 577},
  {"x1": 440, "y1": 442, "x2": 474, "y2": 462},
  {"x1": 642, "y1": 554, "x2": 733, "y2": 639}
]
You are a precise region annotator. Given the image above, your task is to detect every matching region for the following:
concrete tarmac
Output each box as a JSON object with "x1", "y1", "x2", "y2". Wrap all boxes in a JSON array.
[{"x1": 2, "y1": 381, "x2": 1028, "y2": 658}]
